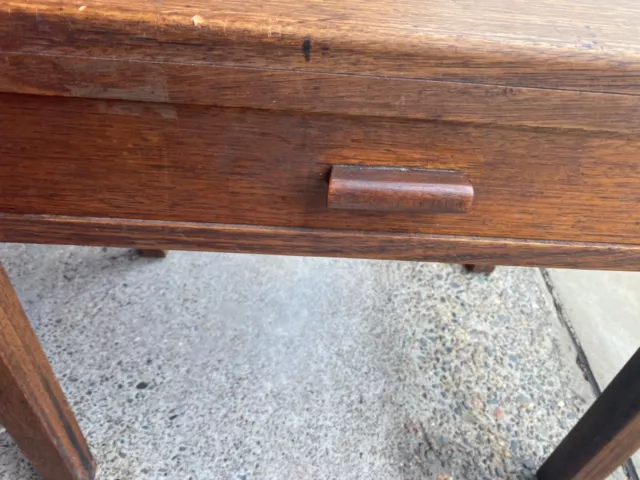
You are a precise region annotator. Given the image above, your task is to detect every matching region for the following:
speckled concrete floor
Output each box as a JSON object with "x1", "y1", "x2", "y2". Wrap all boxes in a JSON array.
[{"x1": 0, "y1": 244, "x2": 624, "y2": 479}]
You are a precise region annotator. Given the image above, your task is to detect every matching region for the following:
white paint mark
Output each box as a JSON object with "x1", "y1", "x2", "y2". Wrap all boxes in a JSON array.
[
  {"x1": 78, "y1": 5, "x2": 86, "y2": 11},
  {"x1": 192, "y1": 14, "x2": 204, "y2": 26}
]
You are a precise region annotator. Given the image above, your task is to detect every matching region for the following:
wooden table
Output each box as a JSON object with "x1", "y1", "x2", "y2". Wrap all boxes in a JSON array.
[{"x1": 1, "y1": 0, "x2": 640, "y2": 478}]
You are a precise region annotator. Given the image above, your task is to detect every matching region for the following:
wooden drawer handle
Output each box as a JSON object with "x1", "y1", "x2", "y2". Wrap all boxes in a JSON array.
[{"x1": 327, "y1": 166, "x2": 473, "y2": 213}]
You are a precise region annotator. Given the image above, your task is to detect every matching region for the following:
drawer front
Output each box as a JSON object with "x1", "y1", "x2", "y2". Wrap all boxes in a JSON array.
[{"x1": 1, "y1": 93, "x2": 639, "y2": 245}]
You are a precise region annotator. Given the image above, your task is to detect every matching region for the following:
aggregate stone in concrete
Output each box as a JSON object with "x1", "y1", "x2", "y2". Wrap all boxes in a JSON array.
[{"x1": 0, "y1": 244, "x2": 621, "y2": 479}]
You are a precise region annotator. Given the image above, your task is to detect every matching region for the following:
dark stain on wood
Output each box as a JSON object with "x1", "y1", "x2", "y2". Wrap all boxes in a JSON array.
[{"x1": 302, "y1": 38, "x2": 312, "y2": 62}]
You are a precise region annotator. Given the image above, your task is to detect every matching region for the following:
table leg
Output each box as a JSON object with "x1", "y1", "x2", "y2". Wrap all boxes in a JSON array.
[
  {"x1": 464, "y1": 264, "x2": 496, "y2": 274},
  {"x1": 538, "y1": 347, "x2": 640, "y2": 480},
  {"x1": 137, "y1": 249, "x2": 169, "y2": 258},
  {"x1": 0, "y1": 264, "x2": 95, "y2": 480}
]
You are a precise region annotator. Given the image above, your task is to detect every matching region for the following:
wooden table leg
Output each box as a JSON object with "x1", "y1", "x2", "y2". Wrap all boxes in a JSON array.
[
  {"x1": 0, "y1": 264, "x2": 96, "y2": 480},
  {"x1": 538, "y1": 347, "x2": 640, "y2": 480},
  {"x1": 137, "y1": 249, "x2": 169, "y2": 258},
  {"x1": 464, "y1": 264, "x2": 496, "y2": 274}
]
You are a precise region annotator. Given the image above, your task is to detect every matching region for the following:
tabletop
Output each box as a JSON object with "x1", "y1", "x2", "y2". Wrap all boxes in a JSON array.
[{"x1": 2, "y1": 0, "x2": 640, "y2": 93}]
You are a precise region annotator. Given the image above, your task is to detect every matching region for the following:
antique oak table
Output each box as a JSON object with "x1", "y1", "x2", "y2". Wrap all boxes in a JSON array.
[{"x1": 1, "y1": 0, "x2": 640, "y2": 478}]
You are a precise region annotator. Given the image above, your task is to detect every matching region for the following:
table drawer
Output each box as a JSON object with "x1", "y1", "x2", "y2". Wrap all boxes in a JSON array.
[{"x1": 1, "y1": 93, "x2": 639, "y2": 245}]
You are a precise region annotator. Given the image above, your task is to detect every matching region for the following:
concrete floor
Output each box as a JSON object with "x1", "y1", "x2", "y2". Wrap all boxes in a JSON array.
[
  {"x1": 546, "y1": 269, "x2": 640, "y2": 473},
  {"x1": 0, "y1": 244, "x2": 628, "y2": 479},
  {"x1": 546, "y1": 269, "x2": 640, "y2": 390}
]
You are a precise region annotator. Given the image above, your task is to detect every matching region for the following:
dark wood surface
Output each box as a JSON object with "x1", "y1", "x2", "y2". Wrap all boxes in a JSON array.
[
  {"x1": 3, "y1": 214, "x2": 640, "y2": 271},
  {"x1": 1, "y1": 93, "x2": 640, "y2": 247},
  {"x1": 137, "y1": 249, "x2": 169, "y2": 258},
  {"x1": 0, "y1": 264, "x2": 95, "y2": 480},
  {"x1": 538, "y1": 348, "x2": 640, "y2": 480},
  {"x1": 327, "y1": 166, "x2": 473, "y2": 213},
  {"x1": 2, "y1": 0, "x2": 640, "y2": 95}
]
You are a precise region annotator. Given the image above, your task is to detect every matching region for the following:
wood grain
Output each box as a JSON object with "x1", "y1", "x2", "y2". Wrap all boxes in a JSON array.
[
  {"x1": 2, "y1": 54, "x2": 640, "y2": 134},
  {"x1": 1, "y1": 1, "x2": 639, "y2": 477},
  {"x1": 1, "y1": 0, "x2": 640, "y2": 94},
  {"x1": 2, "y1": 214, "x2": 640, "y2": 271},
  {"x1": 538, "y1": 348, "x2": 640, "y2": 480},
  {"x1": 328, "y1": 166, "x2": 473, "y2": 213},
  {"x1": 0, "y1": 264, "x2": 95, "y2": 480},
  {"x1": 1, "y1": 93, "x2": 639, "y2": 245}
]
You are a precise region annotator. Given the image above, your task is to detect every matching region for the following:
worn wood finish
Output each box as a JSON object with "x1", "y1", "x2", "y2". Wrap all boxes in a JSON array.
[
  {"x1": 3, "y1": 54, "x2": 640, "y2": 134},
  {"x1": 464, "y1": 264, "x2": 496, "y2": 274},
  {"x1": 538, "y1": 348, "x2": 640, "y2": 480},
  {"x1": 2, "y1": 0, "x2": 640, "y2": 95},
  {"x1": 1, "y1": 93, "x2": 640, "y2": 245},
  {"x1": 0, "y1": 264, "x2": 95, "y2": 480},
  {"x1": 328, "y1": 167, "x2": 473, "y2": 213},
  {"x1": 137, "y1": 249, "x2": 168, "y2": 258},
  {"x1": 2, "y1": 214, "x2": 640, "y2": 271},
  {"x1": 2, "y1": 0, "x2": 640, "y2": 478}
]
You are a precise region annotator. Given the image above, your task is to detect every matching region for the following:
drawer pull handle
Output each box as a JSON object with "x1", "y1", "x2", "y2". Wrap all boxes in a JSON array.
[{"x1": 327, "y1": 166, "x2": 473, "y2": 213}]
